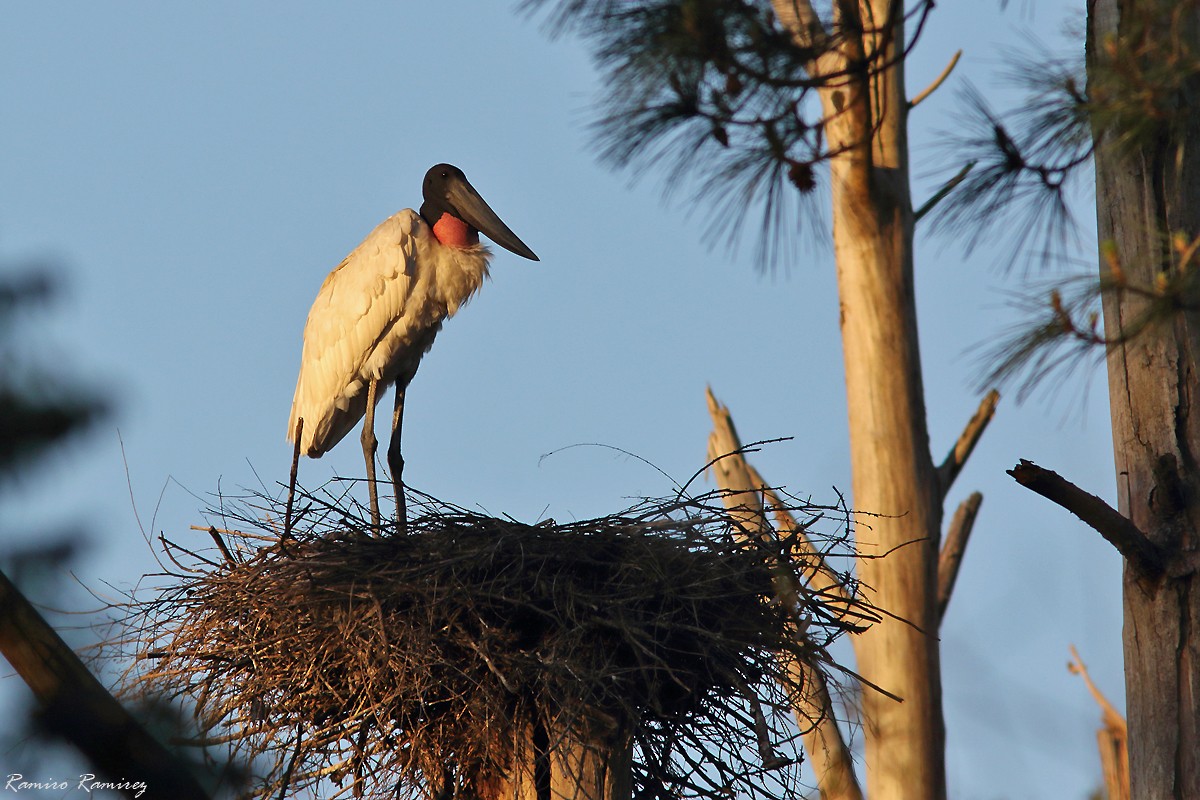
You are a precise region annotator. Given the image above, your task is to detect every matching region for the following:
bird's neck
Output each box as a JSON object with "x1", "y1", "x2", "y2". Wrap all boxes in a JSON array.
[{"x1": 430, "y1": 213, "x2": 479, "y2": 248}]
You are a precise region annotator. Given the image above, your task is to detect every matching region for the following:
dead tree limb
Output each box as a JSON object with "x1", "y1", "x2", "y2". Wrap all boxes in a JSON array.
[
  {"x1": 704, "y1": 387, "x2": 863, "y2": 800},
  {"x1": 0, "y1": 568, "x2": 211, "y2": 800},
  {"x1": 937, "y1": 492, "x2": 982, "y2": 625},
  {"x1": 706, "y1": 387, "x2": 850, "y2": 604},
  {"x1": 1068, "y1": 645, "x2": 1129, "y2": 800},
  {"x1": 750, "y1": 462, "x2": 854, "y2": 608},
  {"x1": 1007, "y1": 459, "x2": 1165, "y2": 577},
  {"x1": 936, "y1": 390, "x2": 999, "y2": 500},
  {"x1": 910, "y1": 49, "x2": 962, "y2": 108}
]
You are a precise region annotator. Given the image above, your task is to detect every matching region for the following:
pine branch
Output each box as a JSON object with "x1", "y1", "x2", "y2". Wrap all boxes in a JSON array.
[
  {"x1": 927, "y1": 73, "x2": 1092, "y2": 266},
  {"x1": 981, "y1": 239, "x2": 1200, "y2": 400}
]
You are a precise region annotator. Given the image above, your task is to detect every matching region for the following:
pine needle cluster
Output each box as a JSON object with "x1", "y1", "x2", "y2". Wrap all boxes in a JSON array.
[
  {"x1": 930, "y1": 0, "x2": 1200, "y2": 392},
  {"x1": 524, "y1": 0, "x2": 935, "y2": 267}
]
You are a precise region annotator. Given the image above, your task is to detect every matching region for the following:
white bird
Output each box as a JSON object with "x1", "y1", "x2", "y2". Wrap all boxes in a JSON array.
[{"x1": 288, "y1": 164, "x2": 538, "y2": 527}]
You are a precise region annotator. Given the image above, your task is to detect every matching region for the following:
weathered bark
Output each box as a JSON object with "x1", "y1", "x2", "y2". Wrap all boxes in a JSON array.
[
  {"x1": 1088, "y1": 3, "x2": 1200, "y2": 798},
  {"x1": 771, "y1": 3, "x2": 947, "y2": 798}
]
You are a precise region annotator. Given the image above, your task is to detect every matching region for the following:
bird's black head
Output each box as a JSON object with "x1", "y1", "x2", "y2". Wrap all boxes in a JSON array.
[
  {"x1": 419, "y1": 163, "x2": 538, "y2": 261},
  {"x1": 420, "y1": 163, "x2": 467, "y2": 220}
]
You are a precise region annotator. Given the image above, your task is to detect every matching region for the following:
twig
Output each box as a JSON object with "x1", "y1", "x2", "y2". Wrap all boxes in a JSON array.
[
  {"x1": 936, "y1": 492, "x2": 982, "y2": 624},
  {"x1": 746, "y1": 463, "x2": 852, "y2": 608},
  {"x1": 909, "y1": 49, "x2": 961, "y2": 108},
  {"x1": 914, "y1": 160, "x2": 976, "y2": 222},
  {"x1": 936, "y1": 389, "x2": 999, "y2": 499},
  {"x1": 728, "y1": 670, "x2": 789, "y2": 770},
  {"x1": 190, "y1": 525, "x2": 277, "y2": 542},
  {"x1": 278, "y1": 725, "x2": 304, "y2": 800},
  {"x1": 1007, "y1": 459, "x2": 1165, "y2": 577},
  {"x1": 206, "y1": 525, "x2": 237, "y2": 566}
]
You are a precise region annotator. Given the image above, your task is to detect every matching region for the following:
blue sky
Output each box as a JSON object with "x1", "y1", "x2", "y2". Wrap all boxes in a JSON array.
[{"x1": 2, "y1": 2, "x2": 1121, "y2": 798}]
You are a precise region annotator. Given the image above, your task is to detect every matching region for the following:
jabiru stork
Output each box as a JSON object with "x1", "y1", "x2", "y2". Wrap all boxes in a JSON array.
[{"x1": 288, "y1": 164, "x2": 538, "y2": 528}]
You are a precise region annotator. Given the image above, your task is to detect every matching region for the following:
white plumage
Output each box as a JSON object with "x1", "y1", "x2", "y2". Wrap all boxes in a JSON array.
[
  {"x1": 284, "y1": 163, "x2": 537, "y2": 527},
  {"x1": 287, "y1": 210, "x2": 491, "y2": 457}
]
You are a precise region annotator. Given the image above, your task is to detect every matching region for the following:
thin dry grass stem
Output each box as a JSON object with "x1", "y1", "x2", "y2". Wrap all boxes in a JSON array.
[{"x1": 115, "y1": 482, "x2": 873, "y2": 800}]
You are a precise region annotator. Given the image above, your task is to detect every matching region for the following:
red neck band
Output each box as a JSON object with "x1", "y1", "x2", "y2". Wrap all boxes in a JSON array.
[{"x1": 431, "y1": 213, "x2": 478, "y2": 248}]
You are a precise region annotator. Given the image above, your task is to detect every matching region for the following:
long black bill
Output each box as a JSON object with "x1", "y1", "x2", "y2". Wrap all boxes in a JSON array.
[{"x1": 446, "y1": 175, "x2": 539, "y2": 261}]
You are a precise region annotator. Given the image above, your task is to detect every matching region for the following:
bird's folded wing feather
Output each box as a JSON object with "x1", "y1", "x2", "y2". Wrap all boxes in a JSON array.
[{"x1": 288, "y1": 210, "x2": 420, "y2": 454}]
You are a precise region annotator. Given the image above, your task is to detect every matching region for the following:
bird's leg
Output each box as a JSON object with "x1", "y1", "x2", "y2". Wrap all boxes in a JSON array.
[
  {"x1": 361, "y1": 379, "x2": 381, "y2": 532},
  {"x1": 388, "y1": 387, "x2": 407, "y2": 531},
  {"x1": 284, "y1": 417, "x2": 303, "y2": 540}
]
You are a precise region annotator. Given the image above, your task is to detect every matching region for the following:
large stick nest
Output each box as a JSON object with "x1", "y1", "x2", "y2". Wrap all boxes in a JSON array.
[{"x1": 118, "y1": 485, "x2": 871, "y2": 800}]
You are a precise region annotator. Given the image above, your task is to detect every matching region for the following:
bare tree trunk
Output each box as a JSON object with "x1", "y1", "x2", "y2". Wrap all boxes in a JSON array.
[
  {"x1": 822, "y1": 3, "x2": 945, "y2": 799},
  {"x1": 1088, "y1": 4, "x2": 1200, "y2": 798},
  {"x1": 771, "y1": 1, "x2": 946, "y2": 797}
]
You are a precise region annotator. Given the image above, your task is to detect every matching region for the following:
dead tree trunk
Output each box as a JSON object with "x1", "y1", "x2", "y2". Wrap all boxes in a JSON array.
[
  {"x1": 706, "y1": 388, "x2": 865, "y2": 800},
  {"x1": 1088, "y1": 3, "x2": 1200, "y2": 798},
  {"x1": 819, "y1": 4, "x2": 945, "y2": 799},
  {"x1": 769, "y1": 3, "x2": 947, "y2": 798},
  {"x1": 481, "y1": 728, "x2": 631, "y2": 800}
]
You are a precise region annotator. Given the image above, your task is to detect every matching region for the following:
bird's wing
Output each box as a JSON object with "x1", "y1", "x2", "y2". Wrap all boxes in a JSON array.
[{"x1": 288, "y1": 209, "x2": 421, "y2": 456}]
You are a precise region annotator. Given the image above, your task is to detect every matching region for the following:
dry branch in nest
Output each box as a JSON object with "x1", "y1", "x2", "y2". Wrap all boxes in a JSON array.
[{"x1": 115, "y1": 483, "x2": 874, "y2": 800}]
